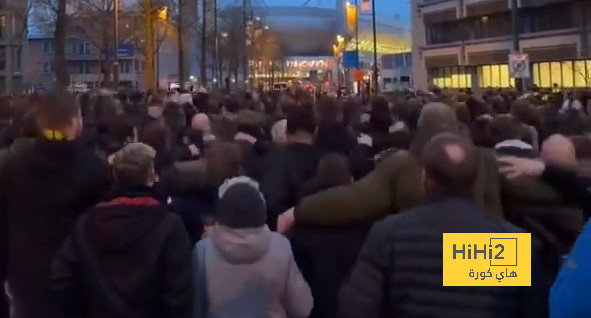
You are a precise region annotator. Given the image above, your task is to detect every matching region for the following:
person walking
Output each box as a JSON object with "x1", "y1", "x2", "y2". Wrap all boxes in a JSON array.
[
  {"x1": 51, "y1": 142, "x2": 193, "y2": 318},
  {"x1": 193, "y1": 176, "x2": 313, "y2": 318}
]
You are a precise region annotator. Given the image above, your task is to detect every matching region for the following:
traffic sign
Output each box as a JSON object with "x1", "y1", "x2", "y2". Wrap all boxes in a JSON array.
[
  {"x1": 107, "y1": 44, "x2": 135, "y2": 59},
  {"x1": 509, "y1": 53, "x2": 530, "y2": 78},
  {"x1": 343, "y1": 51, "x2": 359, "y2": 69}
]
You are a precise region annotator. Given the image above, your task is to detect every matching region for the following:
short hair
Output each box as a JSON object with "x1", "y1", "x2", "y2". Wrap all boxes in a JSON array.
[
  {"x1": 317, "y1": 152, "x2": 351, "y2": 187},
  {"x1": 489, "y1": 114, "x2": 525, "y2": 144},
  {"x1": 205, "y1": 141, "x2": 243, "y2": 184},
  {"x1": 418, "y1": 102, "x2": 456, "y2": 128},
  {"x1": 224, "y1": 97, "x2": 241, "y2": 114},
  {"x1": 112, "y1": 143, "x2": 156, "y2": 186},
  {"x1": 35, "y1": 93, "x2": 80, "y2": 130},
  {"x1": 316, "y1": 95, "x2": 341, "y2": 123},
  {"x1": 421, "y1": 132, "x2": 477, "y2": 193},
  {"x1": 236, "y1": 109, "x2": 263, "y2": 137},
  {"x1": 286, "y1": 103, "x2": 316, "y2": 135}
]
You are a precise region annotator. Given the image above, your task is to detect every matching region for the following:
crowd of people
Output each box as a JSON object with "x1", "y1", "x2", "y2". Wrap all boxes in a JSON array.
[{"x1": 0, "y1": 85, "x2": 590, "y2": 318}]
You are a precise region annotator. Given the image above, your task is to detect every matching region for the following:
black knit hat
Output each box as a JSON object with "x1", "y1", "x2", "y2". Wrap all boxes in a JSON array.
[{"x1": 217, "y1": 177, "x2": 267, "y2": 229}]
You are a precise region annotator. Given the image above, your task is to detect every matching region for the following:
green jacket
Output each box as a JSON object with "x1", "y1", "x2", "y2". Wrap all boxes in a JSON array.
[{"x1": 295, "y1": 147, "x2": 564, "y2": 227}]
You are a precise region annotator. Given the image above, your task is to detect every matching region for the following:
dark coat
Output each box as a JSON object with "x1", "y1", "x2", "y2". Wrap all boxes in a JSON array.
[
  {"x1": 291, "y1": 220, "x2": 373, "y2": 318},
  {"x1": 51, "y1": 187, "x2": 193, "y2": 318},
  {"x1": 0, "y1": 138, "x2": 111, "y2": 317},
  {"x1": 339, "y1": 195, "x2": 548, "y2": 318},
  {"x1": 209, "y1": 114, "x2": 237, "y2": 142},
  {"x1": 235, "y1": 138, "x2": 273, "y2": 183},
  {"x1": 260, "y1": 143, "x2": 321, "y2": 230}
]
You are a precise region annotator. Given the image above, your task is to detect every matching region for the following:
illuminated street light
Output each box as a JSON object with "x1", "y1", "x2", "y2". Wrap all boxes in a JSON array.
[
  {"x1": 255, "y1": 16, "x2": 261, "y2": 21},
  {"x1": 221, "y1": 32, "x2": 228, "y2": 37},
  {"x1": 264, "y1": 25, "x2": 269, "y2": 30}
]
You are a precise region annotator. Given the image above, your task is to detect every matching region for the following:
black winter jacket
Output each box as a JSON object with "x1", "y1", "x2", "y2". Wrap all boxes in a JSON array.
[
  {"x1": 0, "y1": 138, "x2": 111, "y2": 318},
  {"x1": 339, "y1": 194, "x2": 548, "y2": 318},
  {"x1": 51, "y1": 188, "x2": 193, "y2": 318}
]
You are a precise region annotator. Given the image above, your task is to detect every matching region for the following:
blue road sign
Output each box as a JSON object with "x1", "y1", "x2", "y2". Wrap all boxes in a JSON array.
[
  {"x1": 107, "y1": 44, "x2": 135, "y2": 58},
  {"x1": 343, "y1": 51, "x2": 359, "y2": 69}
]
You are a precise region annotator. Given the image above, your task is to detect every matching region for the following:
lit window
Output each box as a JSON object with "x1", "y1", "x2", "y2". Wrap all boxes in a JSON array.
[
  {"x1": 491, "y1": 65, "x2": 500, "y2": 87},
  {"x1": 532, "y1": 63, "x2": 540, "y2": 87},
  {"x1": 539, "y1": 62, "x2": 551, "y2": 87},
  {"x1": 500, "y1": 64, "x2": 509, "y2": 88},
  {"x1": 481, "y1": 65, "x2": 491, "y2": 87},
  {"x1": 550, "y1": 62, "x2": 562, "y2": 88},
  {"x1": 562, "y1": 61, "x2": 574, "y2": 88},
  {"x1": 459, "y1": 67, "x2": 467, "y2": 88},
  {"x1": 444, "y1": 67, "x2": 451, "y2": 87},
  {"x1": 574, "y1": 61, "x2": 587, "y2": 87}
]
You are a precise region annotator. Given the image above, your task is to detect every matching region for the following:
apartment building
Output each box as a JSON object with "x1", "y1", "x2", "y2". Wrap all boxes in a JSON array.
[
  {"x1": 411, "y1": 0, "x2": 591, "y2": 91},
  {"x1": 0, "y1": 0, "x2": 27, "y2": 93},
  {"x1": 24, "y1": 5, "x2": 191, "y2": 91}
]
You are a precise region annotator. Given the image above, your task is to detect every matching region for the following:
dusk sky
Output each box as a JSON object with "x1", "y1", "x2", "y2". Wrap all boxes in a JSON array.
[{"x1": 254, "y1": 0, "x2": 411, "y2": 25}]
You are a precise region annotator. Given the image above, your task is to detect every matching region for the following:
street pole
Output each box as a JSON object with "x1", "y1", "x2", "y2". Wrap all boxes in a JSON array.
[
  {"x1": 511, "y1": 0, "x2": 522, "y2": 91},
  {"x1": 145, "y1": 0, "x2": 155, "y2": 90},
  {"x1": 113, "y1": 0, "x2": 120, "y2": 89},
  {"x1": 371, "y1": 0, "x2": 378, "y2": 94},
  {"x1": 354, "y1": 0, "x2": 360, "y2": 95},
  {"x1": 214, "y1": 0, "x2": 219, "y2": 87}
]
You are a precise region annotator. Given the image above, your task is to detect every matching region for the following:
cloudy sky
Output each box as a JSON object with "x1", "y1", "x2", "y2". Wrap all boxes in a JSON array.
[{"x1": 258, "y1": 0, "x2": 411, "y2": 25}]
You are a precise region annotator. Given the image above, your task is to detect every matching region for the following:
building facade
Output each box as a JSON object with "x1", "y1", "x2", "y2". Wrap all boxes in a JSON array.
[
  {"x1": 0, "y1": 0, "x2": 27, "y2": 93},
  {"x1": 412, "y1": 0, "x2": 591, "y2": 91}
]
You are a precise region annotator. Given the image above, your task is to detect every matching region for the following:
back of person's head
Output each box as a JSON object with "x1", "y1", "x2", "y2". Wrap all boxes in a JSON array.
[
  {"x1": 343, "y1": 97, "x2": 362, "y2": 129},
  {"x1": 421, "y1": 132, "x2": 477, "y2": 195},
  {"x1": 223, "y1": 97, "x2": 241, "y2": 115},
  {"x1": 369, "y1": 95, "x2": 392, "y2": 133},
  {"x1": 418, "y1": 102, "x2": 456, "y2": 128},
  {"x1": 511, "y1": 99, "x2": 535, "y2": 124},
  {"x1": 205, "y1": 141, "x2": 242, "y2": 185},
  {"x1": 316, "y1": 95, "x2": 341, "y2": 123},
  {"x1": 217, "y1": 176, "x2": 266, "y2": 229},
  {"x1": 191, "y1": 113, "x2": 211, "y2": 134},
  {"x1": 541, "y1": 134, "x2": 576, "y2": 167},
  {"x1": 106, "y1": 115, "x2": 137, "y2": 154},
  {"x1": 454, "y1": 103, "x2": 471, "y2": 125},
  {"x1": 488, "y1": 114, "x2": 525, "y2": 144},
  {"x1": 111, "y1": 142, "x2": 157, "y2": 187},
  {"x1": 139, "y1": 120, "x2": 170, "y2": 154},
  {"x1": 316, "y1": 152, "x2": 352, "y2": 187},
  {"x1": 286, "y1": 103, "x2": 316, "y2": 136},
  {"x1": 236, "y1": 109, "x2": 263, "y2": 138},
  {"x1": 147, "y1": 94, "x2": 165, "y2": 118},
  {"x1": 316, "y1": 121, "x2": 353, "y2": 155},
  {"x1": 36, "y1": 93, "x2": 82, "y2": 140}
]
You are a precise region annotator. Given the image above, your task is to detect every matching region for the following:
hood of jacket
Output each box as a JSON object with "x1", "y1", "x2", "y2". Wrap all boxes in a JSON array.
[
  {"x1": 84, "y1": 187, "x2": 167, "y2": 254},
  {"x1": 211, "y1": 225, "x2": 271, "y2": 264}
]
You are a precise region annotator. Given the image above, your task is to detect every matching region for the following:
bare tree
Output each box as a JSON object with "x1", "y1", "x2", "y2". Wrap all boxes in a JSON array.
[
  {"x1": 30, "y1": 0, "x2": 73, "y2": 91},
  {"x1": 165, "y1": 0, "x2": 199, "y2": 89}
]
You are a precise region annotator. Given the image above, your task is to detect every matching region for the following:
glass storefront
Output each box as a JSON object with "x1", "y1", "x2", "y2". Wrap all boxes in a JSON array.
[
  {"x1": 432, "y1": 66, "x2": 473, "y2": 89},
  {"x1": 478, "y1": 64, "x2": 515, "y2": 88},
  {"x1": 432, "y1": 60, "x2": 591, "y2": 89},
  {"x1": 531, "y1": 60, "x2": 591, "y2": 88}
]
